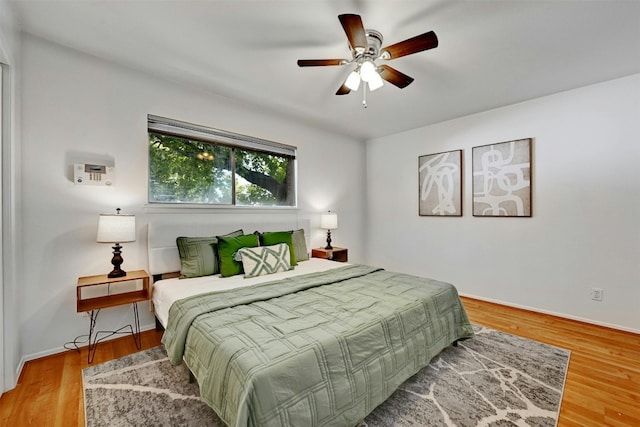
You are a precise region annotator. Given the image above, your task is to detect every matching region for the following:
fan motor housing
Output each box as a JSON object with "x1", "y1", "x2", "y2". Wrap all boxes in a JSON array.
[{"x1": 364, "y1": 29, "x2": 383, "y2": 57}]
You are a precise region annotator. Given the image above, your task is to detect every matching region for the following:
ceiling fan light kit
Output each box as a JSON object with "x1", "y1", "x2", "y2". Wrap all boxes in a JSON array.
[{"x1": 297, "y1": 13, "x2": 438, "y2": 107}]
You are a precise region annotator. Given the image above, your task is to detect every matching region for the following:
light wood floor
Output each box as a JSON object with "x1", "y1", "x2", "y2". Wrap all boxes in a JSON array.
[{"x1": 1, "y1": 297, "x2": 638, "y2": 426}]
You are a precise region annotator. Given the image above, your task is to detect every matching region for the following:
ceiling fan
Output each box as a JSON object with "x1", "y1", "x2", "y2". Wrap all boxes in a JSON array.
[{"x1": 297, "y1": 14, "x2": 438, "y2": 106}]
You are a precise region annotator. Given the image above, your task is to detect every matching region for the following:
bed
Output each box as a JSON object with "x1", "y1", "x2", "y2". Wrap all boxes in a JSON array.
[{"x1": 149, "y1": 218, "x2": 474, "y2": 427}]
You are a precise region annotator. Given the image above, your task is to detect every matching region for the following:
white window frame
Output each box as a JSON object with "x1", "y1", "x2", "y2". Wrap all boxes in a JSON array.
[{"x1": 147, "y1": 115, "x2": 297, "y2": 209}]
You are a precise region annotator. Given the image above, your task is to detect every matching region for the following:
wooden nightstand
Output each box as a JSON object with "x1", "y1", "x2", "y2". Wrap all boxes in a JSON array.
[
  {"x1": 76, "y1": 269, "x2": 150, "y2": 363},
  {"x1": 312, "y1": 247, "x2": 348, "y2": 262}
]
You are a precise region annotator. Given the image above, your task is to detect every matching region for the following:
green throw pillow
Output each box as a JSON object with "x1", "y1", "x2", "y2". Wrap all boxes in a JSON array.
[
  {"x1": 176, "y1": 229, "x2": 243, "y2": 278},
  {"x1": 291, "y1": 229, "x2": 309, "y2": 262},
  {"x1": 176, "y1": 236, "x2": 218, "y2": 278},
  {"x1": 217, "y1": 234, "x2": 260, "y2": 277},
  {"x1": 238, "y1": 243, "x2": 292, "y2": 278},
  {"x1": 259, "y1": 231, "x2": 297, "y2": 266}
]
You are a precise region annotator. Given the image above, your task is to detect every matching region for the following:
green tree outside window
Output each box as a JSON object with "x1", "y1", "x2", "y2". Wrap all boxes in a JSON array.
[{"x1": 149, "y1": 133, "x2": 295, "y2": 206}]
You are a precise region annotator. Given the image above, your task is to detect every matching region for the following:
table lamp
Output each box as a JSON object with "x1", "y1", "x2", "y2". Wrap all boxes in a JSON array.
[
  {"x1": 97, "y1": 208, "x2": 136, "y2": 278},
  {"x1": 320, "y1": 211, "x2": 338, "y2": 250}
]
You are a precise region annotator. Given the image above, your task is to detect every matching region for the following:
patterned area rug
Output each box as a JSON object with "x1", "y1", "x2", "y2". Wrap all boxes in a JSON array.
[{"x1": 83, "y1": 326, "x2": 569, "y2": 426}]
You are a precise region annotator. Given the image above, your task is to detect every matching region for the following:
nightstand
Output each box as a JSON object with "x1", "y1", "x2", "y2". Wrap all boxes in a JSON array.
[
  {"x1": 76, "y1": 269, "x2": 150, "y2": 363},
  {"x1": 312, "y1": 247, "x2": 348, "y2": 262}
]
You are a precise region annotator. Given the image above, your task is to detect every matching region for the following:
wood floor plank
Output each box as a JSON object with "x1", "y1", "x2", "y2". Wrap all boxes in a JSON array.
[
  {"x1": 55, "y1": 351, "x2": 82, "y2": 427},
  {"x1": 1, "y1": 298, "x2": 638, "y2": 426}
]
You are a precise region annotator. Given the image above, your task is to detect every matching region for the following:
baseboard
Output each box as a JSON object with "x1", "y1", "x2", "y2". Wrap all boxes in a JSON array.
[
  {"x1": 460, "y1": 292, "x2": 640, "y2": 334},
  {"x1": 11, "y1": 322, "x2": 158, "y2": 392}
]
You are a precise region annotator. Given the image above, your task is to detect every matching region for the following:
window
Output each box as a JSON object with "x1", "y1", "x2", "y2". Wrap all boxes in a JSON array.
[{"x1": 148, "y1": 115, "x2": 296, "y2": 207}]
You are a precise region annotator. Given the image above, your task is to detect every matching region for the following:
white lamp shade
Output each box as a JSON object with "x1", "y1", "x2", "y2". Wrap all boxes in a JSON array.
[
  {"x1": 320, "y1": 212, "x2": 338, "y2": 230},
  {"x1": 97, "y1": 214, "x2": 136, "y2": 243}
]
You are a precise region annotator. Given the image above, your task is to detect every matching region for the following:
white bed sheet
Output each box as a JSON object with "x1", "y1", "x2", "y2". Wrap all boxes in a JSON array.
[{"x1": 153, "y1": 258, "x2": 348, "y2": 328}]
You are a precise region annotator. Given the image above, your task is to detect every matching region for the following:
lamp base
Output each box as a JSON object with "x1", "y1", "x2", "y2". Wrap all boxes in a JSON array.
[
  {"x1": 107, "y1": 268, "x2": 127, "y2": 278},
  {"x1": 107, "y1": 243, "x2": 127, "y2": 278},
  {"x1": 324, "y1": 229, "x2": 333, "y2": 250}
]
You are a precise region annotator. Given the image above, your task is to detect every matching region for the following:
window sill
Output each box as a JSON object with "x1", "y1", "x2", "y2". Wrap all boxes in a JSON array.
[{"x1": 143, "y1": 204, "x2": 300, "y2": 214}]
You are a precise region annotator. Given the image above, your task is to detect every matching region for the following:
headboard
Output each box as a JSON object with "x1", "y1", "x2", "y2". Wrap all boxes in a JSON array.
[{"x1": 147, "y1": 216, "x2": 311, "y2": 276}]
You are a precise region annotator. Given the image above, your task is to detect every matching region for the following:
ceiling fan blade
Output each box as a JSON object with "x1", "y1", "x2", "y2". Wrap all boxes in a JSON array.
[
  {"x1": 338, "y1": 14, "x2": 367, "y2": 51},
  {"x1": 336, "y1": 83, "x2": 351, "y2": 95},
  {"x1": 378, "y1": 65, "x2": 414, "y2": 88},
  {"x1": 381, "y1": 31, "x2": 438, "y2": 59},
  {"x1": 297, "y1": 59, "x2": 346, "y2": 67}
]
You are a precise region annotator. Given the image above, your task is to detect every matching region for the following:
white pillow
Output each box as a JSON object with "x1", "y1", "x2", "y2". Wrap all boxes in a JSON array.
[{"x1": 237, "y1": 243, "x2": 292, "y2": 278}]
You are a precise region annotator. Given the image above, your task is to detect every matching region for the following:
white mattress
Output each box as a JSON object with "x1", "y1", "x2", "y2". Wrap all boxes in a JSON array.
[{"x1": 153, "y1": 258, "x2": 348, "y2": 327}]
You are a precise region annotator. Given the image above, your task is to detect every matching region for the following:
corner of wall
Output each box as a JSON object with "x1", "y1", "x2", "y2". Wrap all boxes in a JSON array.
[{"x1": 1, "y1": 0, "x2": 23, "y2": 393}]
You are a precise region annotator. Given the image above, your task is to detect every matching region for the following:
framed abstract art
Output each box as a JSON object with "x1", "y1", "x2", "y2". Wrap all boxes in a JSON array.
[
  {"x1": 472, "y1": 138, "x2": 532, "y2": 217},
  {"x1": 418, "y1": 150, "x2": 462, "y2": 216}
]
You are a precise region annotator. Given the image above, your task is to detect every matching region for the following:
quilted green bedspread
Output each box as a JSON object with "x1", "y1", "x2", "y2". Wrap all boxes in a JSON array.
[{"x1": 163, "y1": 265, "x2": 474, "y2": 427}]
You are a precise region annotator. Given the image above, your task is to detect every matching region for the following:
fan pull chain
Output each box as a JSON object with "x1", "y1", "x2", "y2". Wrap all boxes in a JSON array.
[{"x1": 362, "y1": 82, "x2": 368, "y2": 108}]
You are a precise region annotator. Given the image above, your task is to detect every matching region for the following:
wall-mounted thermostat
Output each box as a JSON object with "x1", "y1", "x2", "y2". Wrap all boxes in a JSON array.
[{"x1": 74, "y1": 164, "x2": 115, "y2": 186}]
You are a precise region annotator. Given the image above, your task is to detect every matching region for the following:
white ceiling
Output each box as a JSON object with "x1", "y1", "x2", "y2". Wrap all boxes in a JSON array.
[{"x1": 10, "y1": 0, "x2": 640, "y2": 140}]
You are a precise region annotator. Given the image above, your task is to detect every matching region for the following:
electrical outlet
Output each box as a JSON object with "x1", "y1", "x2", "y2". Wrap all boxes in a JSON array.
[{"x1": 591, "y1": 287, "x2": 603, "y2": 301}]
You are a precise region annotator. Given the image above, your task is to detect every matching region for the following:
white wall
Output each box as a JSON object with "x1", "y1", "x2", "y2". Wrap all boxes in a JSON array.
[
  {"x1": 366, "y1": 74, "x2": 640, "y2": 332},
  {"x1": 18, "y1": 34, "x2": 365, "y2": 362}
]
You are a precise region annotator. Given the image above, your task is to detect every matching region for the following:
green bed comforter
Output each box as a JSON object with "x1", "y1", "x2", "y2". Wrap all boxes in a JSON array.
[{"x1": 163, "y1": 264, "x2": 474, "y2": 427}]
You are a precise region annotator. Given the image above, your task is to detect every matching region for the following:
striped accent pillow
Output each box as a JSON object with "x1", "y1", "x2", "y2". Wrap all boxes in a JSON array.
[
  {"x1": 237, "y1": 243, "x2": 292, "y2": 278},
  {"x1": 176, "y1": 229, "x2": 243, "y2": 278}
]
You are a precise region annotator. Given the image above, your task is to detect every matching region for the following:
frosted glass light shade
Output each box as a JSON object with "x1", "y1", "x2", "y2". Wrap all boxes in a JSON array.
[
  {"x1": 320, "y1": 211, "x2": 338, "y2": 230},
  {"x1": 345, "y1": 71, "x2": 361, "y2": 91},
  {"x1": 368, "y1": 71, "x2": 384, "y2": 91},
  {"x1": 97, "y1": 214, "x2": 136, "y2": 243},
  {"x1": 360, "y1": 60, "x2": 377, "y2": 82}
]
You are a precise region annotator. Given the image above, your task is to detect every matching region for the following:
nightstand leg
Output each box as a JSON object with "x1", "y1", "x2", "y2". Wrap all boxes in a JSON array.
[
  {"x1": 85, "y1": 303, "x2": 142, "y2": 363},
  {"x1": 87, "y1": 309, "x2": 100, "y2": 364},
  {"x1": 132, "y1": 302, "x2": 142, "y2": 350}
]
